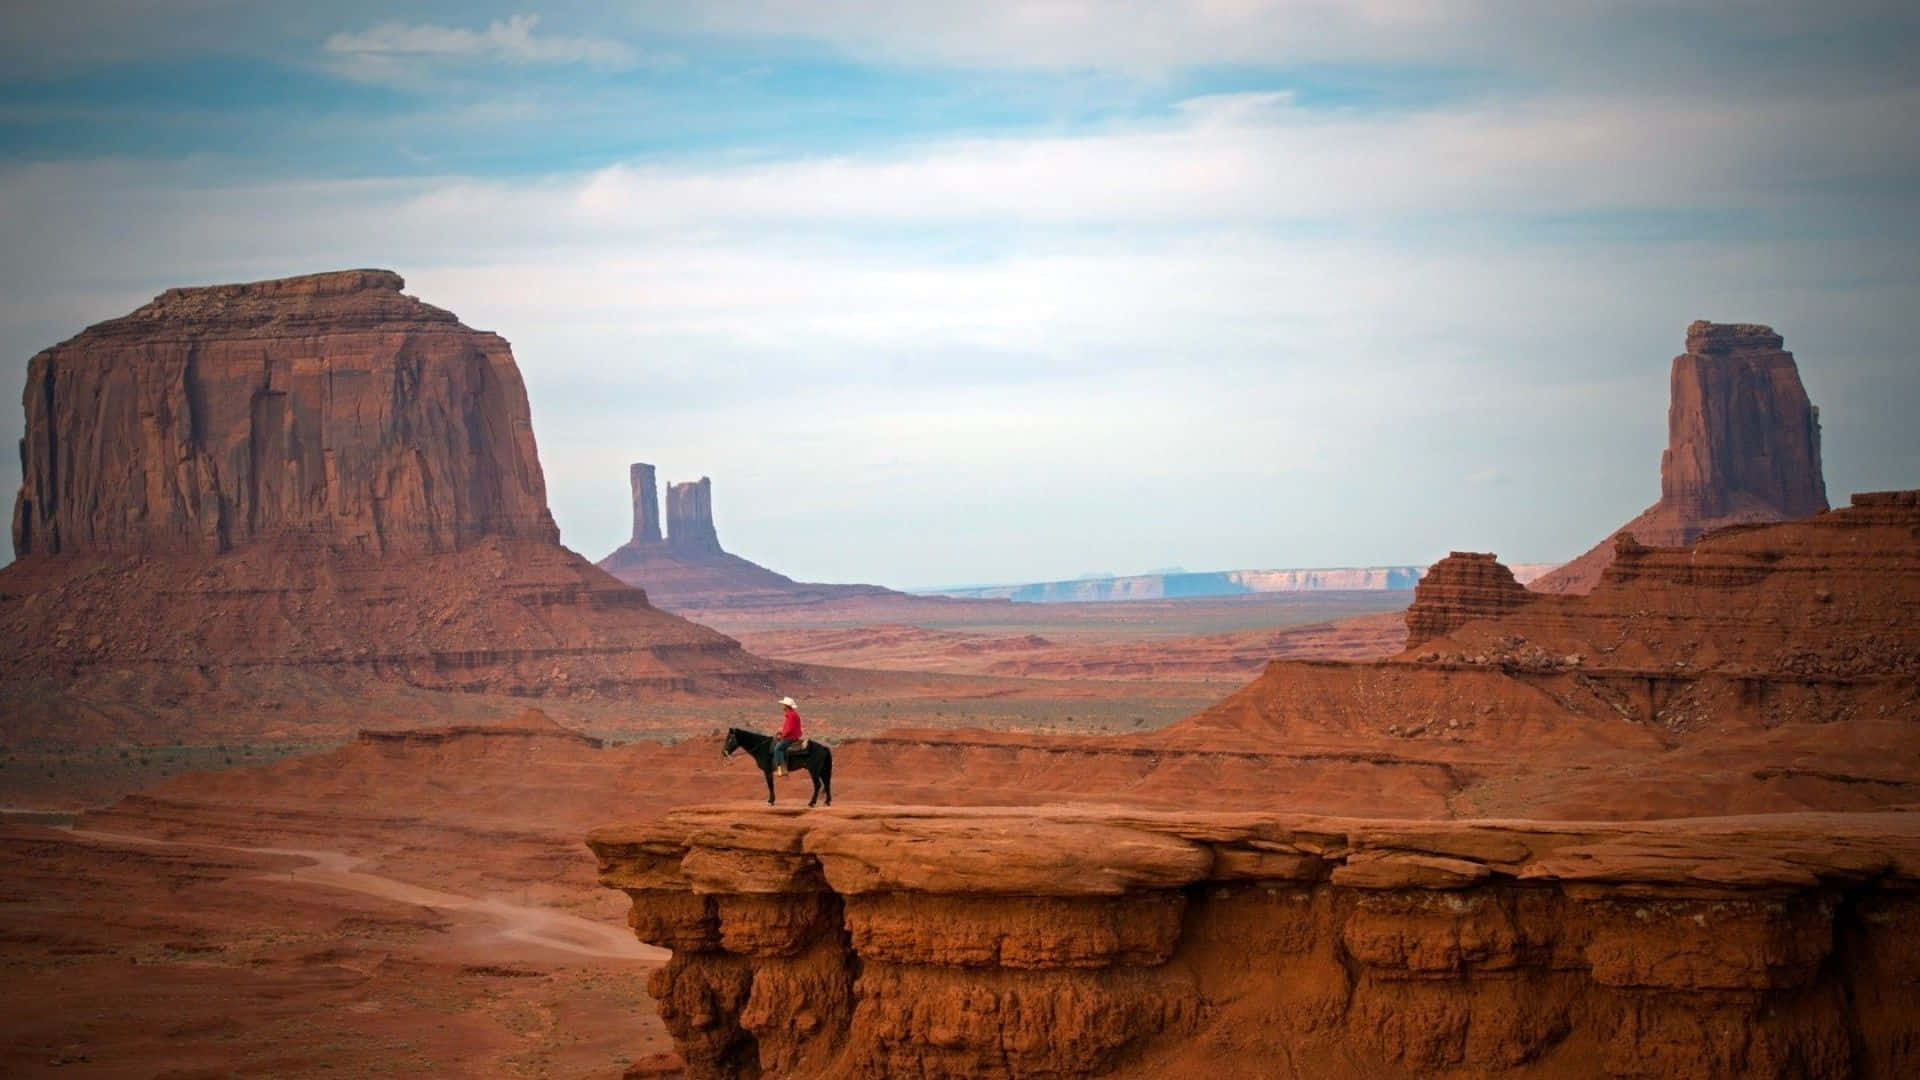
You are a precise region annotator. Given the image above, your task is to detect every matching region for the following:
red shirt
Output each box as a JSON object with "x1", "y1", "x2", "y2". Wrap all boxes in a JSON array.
[{"x1": 780, "y1": 707, "x2": 803, "y2": 740}]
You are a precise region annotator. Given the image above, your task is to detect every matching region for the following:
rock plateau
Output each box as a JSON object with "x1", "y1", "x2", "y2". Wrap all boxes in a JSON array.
[
  {"x1": 593, "y1": 805, "x2": 1920, "y2": 1079},
  {"x1": 0, "y1": 271, "x2": 789, "y2": 735}
]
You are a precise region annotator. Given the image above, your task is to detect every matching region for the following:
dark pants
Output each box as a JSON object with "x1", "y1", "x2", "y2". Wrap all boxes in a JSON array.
[{"x1": 772, "y1": 738, "x2": 793, "y2": 769}]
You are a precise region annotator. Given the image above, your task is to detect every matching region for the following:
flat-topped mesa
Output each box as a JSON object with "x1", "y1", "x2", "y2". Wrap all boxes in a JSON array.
[
  {"x1": 11, "y1": 268, "x2": 557, "y2": 557},
  {"x1": 1, "y1": 271, "x2": 797, "y2": 703},
  {"x1": 591, "y1": 805, "x2": 1920, "y2": 1079},
  {"x1": 629, "y1": 463, "x2": 663, "y2": 545},
  {"x1": 1405, "y1": 551, "x2": 1535, "y2": 646},
  {"x1": 1663, "y1": 320, "x2": 1828, "y2": 520},
  {"x1": 1532, "y1": 320, "x2": 1829, "y2": 593},
  {"x1": 665, "y1": 477, "x2": 722, "y2": 553}
]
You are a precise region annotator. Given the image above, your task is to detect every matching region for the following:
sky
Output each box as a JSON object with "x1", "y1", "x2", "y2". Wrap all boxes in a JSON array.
[{"x1": 2, "y1": 2, "x2": 1916, "y2": 589}]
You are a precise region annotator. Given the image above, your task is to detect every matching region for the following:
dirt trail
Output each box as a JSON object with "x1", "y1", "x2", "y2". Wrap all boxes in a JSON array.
[{"x1": 59, "y1": 826, "x2": 663, "y2": 963}]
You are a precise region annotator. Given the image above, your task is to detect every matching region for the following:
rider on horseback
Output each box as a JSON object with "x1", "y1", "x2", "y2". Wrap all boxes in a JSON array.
[{"x1": 773, "y1": 696, "x2": 803, "y2": 777}]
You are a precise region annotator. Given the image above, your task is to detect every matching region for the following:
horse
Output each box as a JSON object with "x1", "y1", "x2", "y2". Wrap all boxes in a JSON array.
[{"x1": 723, "y1": 727, "x2": 833, "y2": 807}]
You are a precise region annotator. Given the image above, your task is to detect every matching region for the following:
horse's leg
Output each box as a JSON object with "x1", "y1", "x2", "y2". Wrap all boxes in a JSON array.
[
  {"x1": 823, "y1": 760, "x2": 832, "y2": 807},
  {"x1": 764, "y1": 765, "x2": 776, "y2": 805},
  {"x1": 808, "y1": 766, "x2": 819, "y2": 808}
]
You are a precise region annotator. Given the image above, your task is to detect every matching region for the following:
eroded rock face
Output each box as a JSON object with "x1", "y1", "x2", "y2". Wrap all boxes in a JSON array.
[
  {"x1": 0, "y1": 272, "x2": 791, "y2": 705},
  {"x1": 1534, "y1": 321, "x2": 1829, "y2": 593},
  {"x1": 591, "y1": 805, "x2": 1920, "y2": 1079},
  {"x1": 13, "y1": 269, "x2": 557, "y2": 557},
  {"x1": 630, "y1": 463, "x2": 663, "y2": 545},
  {"x1": 1662, "y1": 321, "x2": 1827, "y2": 520},
  {"x1": 1406, "y1": 551, "x2": 1535, "y2": 646},
  {"x1": 666, "y1": 477, "x2": 721, "y2": 554},
  {"x1": 1171, "y1": 492, "x2": 1920, "y2": 777}
]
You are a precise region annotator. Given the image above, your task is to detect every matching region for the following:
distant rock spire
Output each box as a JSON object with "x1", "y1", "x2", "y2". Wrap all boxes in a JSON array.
[
  {"x1": 630, "y1": 463, "x2": 662, "y2": 545},
  {"x1": 1660, "y1": 321, "x2": 1828, "y2": 520},
  {"x1": 666, "y1": 477, "x2": 721, "y2": 553},
  {"x1": 1531, "y1": 320, "x2": 1830, "y2": 594}
]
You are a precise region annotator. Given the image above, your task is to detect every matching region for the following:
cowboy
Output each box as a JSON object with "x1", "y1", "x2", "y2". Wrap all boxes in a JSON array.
[{"x1": 773, "y1": 696, "x2": 803, "y2": 777}]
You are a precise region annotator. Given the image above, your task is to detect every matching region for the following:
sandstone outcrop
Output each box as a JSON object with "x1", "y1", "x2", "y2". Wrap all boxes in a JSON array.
[
  {"x1": 1163, "y1": 490, "x2": 1920, "y2": 816},
  {"x1": 1534, "y1": 321, "x2": 1829, "y2": 593},
  {"x1": 598, "y1": 463, "x2": 898, "y2": 612},
  {"x1": 1405, "y1": 551, "x2": 1535, "y2": 646},
  {"x1": 0, "y1": 272, "x2": 791, "y2": 715},
  {"x1": 665, "y1": 478, "x2": 722, "y2": 554},
  {"x1": 631, "y1": 463, "x2": 663, "y2": 545},
  {"x1": 592, "y1": 804, "x2": 1920, "y2": 1078},
  {"x1": 12, "y1": 269, "x2": 557, "y2": 557}
]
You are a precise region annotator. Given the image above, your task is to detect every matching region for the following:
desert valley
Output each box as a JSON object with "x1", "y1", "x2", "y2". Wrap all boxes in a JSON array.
[
  {"x1": 0, "y1": 266, "x2": 1912, "y2": 1079},
  {"x1": 3, "y1": 8, "x2": 1917, "y2": 1078}
]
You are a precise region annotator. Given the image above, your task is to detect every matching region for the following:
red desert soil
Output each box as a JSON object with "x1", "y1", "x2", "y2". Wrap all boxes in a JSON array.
[
  {"x1": 9, "y1": 493, "x2": 1919, "y2": 1077},
  {"x1": 3, "y1": 286, "x2": 1912, "y2": 1076},
  {"x1": 0, "y1": 821, "x2": 676, "y2": 1079}
]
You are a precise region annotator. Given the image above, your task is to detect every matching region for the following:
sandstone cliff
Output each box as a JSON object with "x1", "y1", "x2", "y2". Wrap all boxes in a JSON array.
[
  {"x1": 0, "y1": 272, "x2": 791, "y2": 720},
  {"x1": 631, "y1": 463, "x2": 663, "y2": 545},
  {"x1": 1533, "y1": 321, "x2": 1829, "y2": 593},
  {"x1": 12, "y1": 269, "x2": 557, "y2": 557},
  {"x1": 1405, "y1": 551, "x2": 1535, "y2": 646},
  {"x1": 598, "y1": 463, "x2": 897, "y2": 613},
  {"x1": 665, "y1": 478, "x2": 722, "y2": 554},
  {"x1": 592, "y1": 804, "x2": 1920, "y2": 1078},
  {"x1": 1161, "y1": 492, "x2": 1920, "y2": 819}
]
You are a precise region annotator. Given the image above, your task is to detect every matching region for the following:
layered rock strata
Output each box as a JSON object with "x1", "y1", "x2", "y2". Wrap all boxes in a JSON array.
[
  {"x1": 0, "y1": 272, "x2": 789, "y2": 704},
  {"x1": 591, "y1": 804, "x2": 1920, "y2": 1079},
  {"x1": 13, "y1": 269, "x2": 557, "y2": 557},
  {"x1": 1405, "y1": 551, "x2": 1536, "y2": 646},
  {"x1": 1170, "y1": 492, "x2": 1920, "y2": 772},
  {"x1": 1534, "y1": 321, "x2": 1829, "y2": 593},
  {"x1": 598, "y1": 463, "x2": 897, "y2": 612}
]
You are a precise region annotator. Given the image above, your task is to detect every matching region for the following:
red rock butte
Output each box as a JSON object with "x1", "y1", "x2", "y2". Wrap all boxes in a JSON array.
[
  {"x1": 597, "y1": 461, "x2": 898, "y2": 612},
  {"x1": 1533, "y1": 320, "x2": 1829, "y2": 593},
  {"x1": 12, "y1": 269, "x2": 558, "y2": 557},
  {"x1": 0, "y1": 270, "x2": 790, "y2": 709}
]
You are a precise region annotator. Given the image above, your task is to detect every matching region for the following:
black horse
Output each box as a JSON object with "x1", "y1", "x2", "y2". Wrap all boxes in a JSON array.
[{"x1": 723, "y1": 728, "x2": 833, "y2": 807}]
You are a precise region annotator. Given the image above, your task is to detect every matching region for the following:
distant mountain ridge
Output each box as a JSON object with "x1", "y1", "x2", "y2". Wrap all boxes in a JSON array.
[{"x1": 921, "y1": 563, "x2": 1556, "y2": 604}]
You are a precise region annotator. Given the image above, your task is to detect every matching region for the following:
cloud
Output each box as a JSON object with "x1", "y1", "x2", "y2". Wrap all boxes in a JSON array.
[
  {"x1": 323, "y1": 14, "x2": 644, "y2": 76},
  {"x1": 639, "y1": 0, "x2": 1920, "y2": 88},
  {"x1": 1, "y1": 20, "x2": 1916, "y2": 580}
]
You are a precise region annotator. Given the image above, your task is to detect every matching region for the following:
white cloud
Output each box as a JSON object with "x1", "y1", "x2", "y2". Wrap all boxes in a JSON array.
[
  {"x1": 1, "y1": 70, "x2": 1915, "y2": 580},
  {"x1": 634, "y1": 0, "x2": 1906, "y2": 83},
  {"x1": 324, "y1": 14, "x2": 643, "y2": 74}
]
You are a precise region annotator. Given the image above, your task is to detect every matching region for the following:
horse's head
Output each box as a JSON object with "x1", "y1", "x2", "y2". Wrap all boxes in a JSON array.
[{"x1": 722, "y1": 729, "x2": 739, "y2": 758}]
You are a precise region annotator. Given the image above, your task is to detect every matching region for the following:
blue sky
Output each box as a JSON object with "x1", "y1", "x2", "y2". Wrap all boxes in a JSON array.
[{"x1": 3, "y1": 2, "x2": 1916, "y2": 588}]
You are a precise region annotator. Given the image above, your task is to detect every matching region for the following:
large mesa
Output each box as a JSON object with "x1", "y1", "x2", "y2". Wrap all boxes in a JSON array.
[
  {"x1": 0, "y1": 271, "x2": 789, "y2": 721},
  {"x1": 1532, "y1": 320, "x2": 1829, "y2": 593},
  {"x1": 12, "y1": 269, "x2": 558, "y2": 557}
]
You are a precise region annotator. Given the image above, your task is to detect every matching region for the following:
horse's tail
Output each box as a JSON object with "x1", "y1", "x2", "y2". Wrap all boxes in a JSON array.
[{"x1": 820, "y1": 744, "x2": 832, "y2": 779}]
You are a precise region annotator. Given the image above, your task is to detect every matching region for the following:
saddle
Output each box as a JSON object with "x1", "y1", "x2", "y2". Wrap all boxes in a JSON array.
[{"x1": 789, "y1": 738, "x2": 811, "y2": 753}]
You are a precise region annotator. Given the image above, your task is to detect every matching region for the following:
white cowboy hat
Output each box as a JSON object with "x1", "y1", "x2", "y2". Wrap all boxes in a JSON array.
[{"x1": 778, "y1": 696, "x2": 797, "y2": 707}]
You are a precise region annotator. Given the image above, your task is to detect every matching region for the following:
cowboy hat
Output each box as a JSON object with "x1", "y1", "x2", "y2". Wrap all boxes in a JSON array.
[{"x1": 778, "y1": 696, "x2": 797, "y2": 707}]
